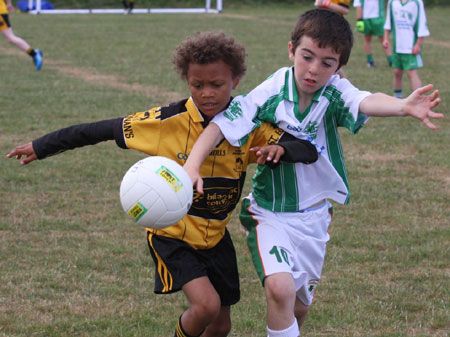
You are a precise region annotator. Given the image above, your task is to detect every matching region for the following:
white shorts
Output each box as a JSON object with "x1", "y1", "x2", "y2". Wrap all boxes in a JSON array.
[{"x1": 239, "y1": 194, "x2": 332, "y2": 306}]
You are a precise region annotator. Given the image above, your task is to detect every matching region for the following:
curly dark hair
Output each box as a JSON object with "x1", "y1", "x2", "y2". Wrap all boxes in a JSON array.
[
  {"x1": 291, "y1": 9, "x2": 353, "y2": 69},
  {"x1": 173, "y1": 31, "x2": 247, "y2": 80}
]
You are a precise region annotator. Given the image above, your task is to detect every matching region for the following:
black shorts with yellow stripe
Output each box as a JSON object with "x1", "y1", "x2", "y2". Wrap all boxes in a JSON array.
[
  {"x1": 0, "y1": 15, "x2": 11, "y2": 32},
  {"x1": 147, "y1": 229, "x2": 240, "y2": 306}
]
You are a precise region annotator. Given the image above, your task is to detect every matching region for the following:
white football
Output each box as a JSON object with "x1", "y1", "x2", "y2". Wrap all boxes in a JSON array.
[{"x1": 120, "y1": 156, "x2": 193, "y2": 229}]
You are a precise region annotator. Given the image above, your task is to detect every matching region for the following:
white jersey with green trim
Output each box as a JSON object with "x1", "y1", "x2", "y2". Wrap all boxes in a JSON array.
[
  {"x1": 212, "y1": 67, "x2": 371, "y2": 212},
  {"x1": 384, "y1": 0, "x2": 429, "y2": 54},
  {"x1": 353, "y1": 0, "x2": 384, "y2": 20}
]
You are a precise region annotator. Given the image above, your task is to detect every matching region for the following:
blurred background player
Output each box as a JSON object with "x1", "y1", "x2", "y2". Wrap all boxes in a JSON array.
[
  {"x1": 0, "y1": 0, "x2": 42, "y2": 70},
  {"x1": 383, "y1": 0, "x2": 429, "y2": 98},
  {"x1": 314, "y1": 0, "x2": 349, "y2": 15},
  {"x1": 121, "y1": 0, "x2": 134, "y2": 14},
  {"x1": 354, "y1": 0, "x2": 392, "y2": 68}
]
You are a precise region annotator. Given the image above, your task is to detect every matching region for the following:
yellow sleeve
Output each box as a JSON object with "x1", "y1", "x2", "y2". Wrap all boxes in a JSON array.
[
  {"x1": 332, "y1": 0, "x2": 350, "y2": 7},
  {"x1": 122, "y1": 108, "x2": 162, "y2": 155},
  {"x1": 0, "y1": 0, "x2": 8, "y2": 14}
]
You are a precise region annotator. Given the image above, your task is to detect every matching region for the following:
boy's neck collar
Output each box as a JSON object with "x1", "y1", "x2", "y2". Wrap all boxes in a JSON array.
[{"x1": 194, "y1": 97, "x2": 234, "y2": 128}]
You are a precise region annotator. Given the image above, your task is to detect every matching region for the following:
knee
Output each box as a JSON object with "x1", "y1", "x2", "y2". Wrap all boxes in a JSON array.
[
  {"x1": 406, "y1": 70, "x2": 417, "y2": 79},
  {"x1": 393, "y1": 69, "x2": 403, "y2": 78},
  {"x1": 264, "y1": 274, "x2": 296, "y2": 305},
  {"x1": 192, "y1": 292, "x2": 221, "y2": 322}
]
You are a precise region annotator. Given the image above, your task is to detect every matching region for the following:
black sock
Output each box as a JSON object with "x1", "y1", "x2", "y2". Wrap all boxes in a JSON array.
[{"x1": 174, "y1": 315, "x2": 204, "y2": 337}]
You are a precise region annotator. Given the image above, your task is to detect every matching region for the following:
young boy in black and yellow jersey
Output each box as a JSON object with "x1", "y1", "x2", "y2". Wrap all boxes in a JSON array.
[
  {"x1": 0, "y1": 0, "x2": 42, "y2": 70},
  {"x1": 7, "y1": 31, "x2": 318, "y2": 337}
]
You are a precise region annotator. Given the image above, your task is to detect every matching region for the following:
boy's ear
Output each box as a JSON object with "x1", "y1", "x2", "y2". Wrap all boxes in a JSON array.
[
  {"x1": 288, "y1": 41, "x2": 295, "y2": 61},
  {"x1": 232, "y1": 77, "x2": 240, "y2": 90}
]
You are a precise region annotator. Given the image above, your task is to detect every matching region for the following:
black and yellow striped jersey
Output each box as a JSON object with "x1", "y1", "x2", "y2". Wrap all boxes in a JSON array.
[
  {"x1": 331, "y1": 0, "x2": 350, "y2": 9},
  {"x1": 32, "y1": 97, "x2": 317, "y2": 250},
  {"x1": 0, "y1": 0, "x2": 8, "y2": 14},
  {"x1": 120, "y1": 97, "x2": 287, "y2": 249}
]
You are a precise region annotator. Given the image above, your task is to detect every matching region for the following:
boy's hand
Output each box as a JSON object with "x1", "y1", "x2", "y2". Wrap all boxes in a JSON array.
[
  {"x1": 250, "y1": 144, "x2": 285, "y2": 165},
  {"x1": 6, "y1": 142, "x2": 37, "y2": 165},
  {"x1": 6, "y1": 0, "x2": 14, "y2": 12},
  {"x1": 404, "y1": 84, "x2": 443, "y2": 130},
  {"x1": 382, "y1": 38, "x2": 390, "y2": 49},
  {"x1": 183, "y1": 163, "x2": 204, "y2": 194},
  {"x1": 412, "y1": 44, "x2": 421, "y2": 55}
]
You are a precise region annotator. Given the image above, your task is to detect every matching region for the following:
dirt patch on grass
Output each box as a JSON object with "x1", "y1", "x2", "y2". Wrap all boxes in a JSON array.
[
  {"x1": 426, "y1": 38, "x2": 450, "y2": 49},
  {"x1": 0, "y1": 45, "x2": 183, "y2": 103}
]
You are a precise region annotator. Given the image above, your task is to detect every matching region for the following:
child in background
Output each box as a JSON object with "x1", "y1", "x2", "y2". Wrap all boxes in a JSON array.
[
  {"x1": 121, "y1": 0, "x2": 134, "y2": 14},
  {"x1": 383, "y1": 0, "x2": 429, "y2": 98},
  {"x1": 0, "y1": 0, "x2": 43, "y2": 70},
  {"x1": 354, "y1": 0, "x2": 392, "y2": 67},
  {"x1": 314, "y1": 0, "x2": 349, "y2": 15},
  {"x1": 7, "y1": 31, "x2": 318, "y2": 337},
  {"x1": 184, "y1": 10, "x2": 442, "y2": 337}
]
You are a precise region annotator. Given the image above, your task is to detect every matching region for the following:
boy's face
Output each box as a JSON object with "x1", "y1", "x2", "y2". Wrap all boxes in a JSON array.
[
  {"x1": 289, "y1": 36, "x2": 341, "y2": 101},
  {"x1": 186, "y1": 61, "x2": 240, "y2": 119}
]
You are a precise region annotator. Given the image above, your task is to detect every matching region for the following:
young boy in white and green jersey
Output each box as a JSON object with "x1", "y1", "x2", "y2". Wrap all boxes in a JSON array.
[
  {"x1": 383, "y1": 0, "x2": 429, "y2": 98},
  {"x1": 353, "y1": 0, "x2": 392, "y2": 67},
  {"x1": 184, "y1": 9, "x2": 442, "y2": 337}
]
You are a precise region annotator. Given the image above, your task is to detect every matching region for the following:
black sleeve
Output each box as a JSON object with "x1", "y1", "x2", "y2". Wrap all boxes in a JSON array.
[
  {"x1": 265, "y1": 132, "x2": 318, "y2": 169},
  {"x1": 32, "y1": 118, "x2": 125, "y2": 160}
]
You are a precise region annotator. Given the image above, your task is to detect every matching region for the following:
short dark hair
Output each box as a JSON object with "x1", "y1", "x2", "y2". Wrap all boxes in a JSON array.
[
  {"x1": 290, "y1": 9, "x2": 353, "y2": 69},
  {"x1": 173, "y1": 31, "x2": 247, "y2": 80}
]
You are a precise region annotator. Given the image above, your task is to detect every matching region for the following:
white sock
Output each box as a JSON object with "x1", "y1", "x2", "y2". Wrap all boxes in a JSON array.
[{"x1": 267, "y1": 319, "x2": 300, "y2": 337}]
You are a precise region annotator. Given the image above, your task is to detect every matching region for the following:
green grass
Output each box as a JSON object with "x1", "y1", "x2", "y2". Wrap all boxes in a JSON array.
[{"x1": 1, "y1": 5, "x2": 449, "y2": 336}]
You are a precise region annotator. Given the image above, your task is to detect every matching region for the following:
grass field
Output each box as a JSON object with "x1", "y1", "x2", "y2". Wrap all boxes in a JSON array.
[{"x1": 1, "y1": 4, "x2": 449, "y2": 337}]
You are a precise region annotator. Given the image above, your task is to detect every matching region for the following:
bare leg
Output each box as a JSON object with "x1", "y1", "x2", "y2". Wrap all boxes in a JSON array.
[
  {"x1": 1, "y1": 28, "x2": 30, "y2": 53},
  {"x1": 363, "y1": 34, "x2": 372, "y2": 55},
  {"x1": 406, "y1": 69, "x2": 422, "y2": 91},
  {"x1": 201, "y1": 306, "x2": 231, "y2": 337},
  {"x1": 265, "y1": 273, "x2": 297, "y2": 330},
  {"x1": 393, "y1": 68, "x2": 403, "y2": 92},
  {"x1": 294, "y1": 297, "x2": 310, "y2": 329},
  {"x1": 181, "y1": 276, "x2": 222, "y2": 336}
]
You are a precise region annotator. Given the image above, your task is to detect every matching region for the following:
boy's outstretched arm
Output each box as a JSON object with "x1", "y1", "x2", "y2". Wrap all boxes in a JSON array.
[
  {"x1": 183, "y1": 123, "x2": 224, "y2": 194},
  {"x1": 359, "y1": 84, "x2": 443, "y2": 129},
  {"x1": 6, "y1": 118, "x2": 123, "y2": 165}
]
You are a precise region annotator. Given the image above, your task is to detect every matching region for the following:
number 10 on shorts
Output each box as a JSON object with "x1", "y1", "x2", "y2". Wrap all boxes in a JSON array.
[{"x1": 269, "y1": 246, "x2": 290, "y2": 266}]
